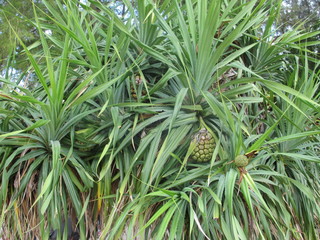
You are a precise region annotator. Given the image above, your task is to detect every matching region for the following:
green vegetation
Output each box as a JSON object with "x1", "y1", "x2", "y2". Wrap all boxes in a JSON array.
[
  {"x1": 0, "y1": 0, "x2": 58, "y2": 70},
  {"x1": 0, "y1": 0, "x2": 319, "y2": 239}
]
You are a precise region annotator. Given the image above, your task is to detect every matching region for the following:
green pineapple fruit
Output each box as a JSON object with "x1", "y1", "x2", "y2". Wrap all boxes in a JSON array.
[
  {"x1": 234, "y1": 155, "x2": 248, "y2": 167},
  {"x1": 190, "y1": 128, "x2": 215, "y2": 162}
]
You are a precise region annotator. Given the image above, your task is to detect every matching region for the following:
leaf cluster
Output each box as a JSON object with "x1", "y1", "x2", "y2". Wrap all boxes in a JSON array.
[{"x1": 0, "y1": 0, "x2": 319, "y2": 239}]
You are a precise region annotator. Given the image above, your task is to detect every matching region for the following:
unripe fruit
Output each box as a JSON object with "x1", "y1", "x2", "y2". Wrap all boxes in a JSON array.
[
  {"x1": 190, "y1": 128, "x2": 215, "y2": 162},
  {"x1": 235, "y1": 155, "x2": 248, "y2": 167}
]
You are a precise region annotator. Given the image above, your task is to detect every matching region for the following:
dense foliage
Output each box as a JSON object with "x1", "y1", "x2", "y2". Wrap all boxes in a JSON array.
[
  {"x1": 0, "y1": 0, "x2": 319, "y2": 239},
  {"x1": 0, "y1": 0, "x2": 59, "y2": 70}
]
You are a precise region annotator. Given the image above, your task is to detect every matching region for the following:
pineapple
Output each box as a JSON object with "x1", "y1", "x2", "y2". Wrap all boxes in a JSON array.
[
  {"x1": 190, "y1": 128, "x2": 215, "y2": 162},
  {"x1": 234, "y1": 155, "x2": 248, "y2": 167}
]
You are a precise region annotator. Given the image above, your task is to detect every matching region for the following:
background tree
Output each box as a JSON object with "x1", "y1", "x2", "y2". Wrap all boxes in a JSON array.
[
  {"x1": 279, "y1": 0, "x2": 320, "y2": 54},
  {"x1": 0, "y1": 0, "x2": 57, "y2": 71}
]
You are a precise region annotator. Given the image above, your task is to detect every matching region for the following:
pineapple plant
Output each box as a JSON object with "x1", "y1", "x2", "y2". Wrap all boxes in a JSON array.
[
  {"x1": 1, "y1": 1, "x2": 320, "y2": 239},
  {"x1": 190, "y1": 128, "x2": 215, "y2": 162}
]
